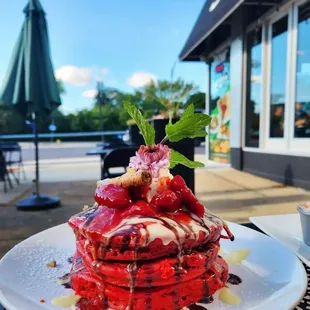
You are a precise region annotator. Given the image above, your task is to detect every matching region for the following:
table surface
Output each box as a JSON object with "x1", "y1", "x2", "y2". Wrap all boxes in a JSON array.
[
  {"x1": 250, "y1": 214, "x2": 310, "y2": 267},
  {"x1": 0, "y1": 222, "x2": 309, "y2": 310}
]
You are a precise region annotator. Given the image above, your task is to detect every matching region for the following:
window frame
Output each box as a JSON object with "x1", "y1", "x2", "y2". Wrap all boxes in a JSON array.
[
  {"x1": 243, "y1": 0, "x2": 310, "y2": 157},
  {"x1": 264, "y1": 9, "x2": 292, "y2": 150},
  {"x1": 290, "y1": 0, "x2": 310, "y2": 151}
]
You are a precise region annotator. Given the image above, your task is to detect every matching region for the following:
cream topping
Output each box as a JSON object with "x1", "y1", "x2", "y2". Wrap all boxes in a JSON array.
[{"x1": 96, "y1": 213, "x2": 220, "y2": 247}]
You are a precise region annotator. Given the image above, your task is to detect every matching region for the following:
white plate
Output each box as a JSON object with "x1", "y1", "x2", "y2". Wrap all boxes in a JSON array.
[
  {"x1": 0, "y1": 222, "x2": 307, "y2": 310},
  {"x1": 250, "y1": 213, "x2": 310, "y2": 267}
]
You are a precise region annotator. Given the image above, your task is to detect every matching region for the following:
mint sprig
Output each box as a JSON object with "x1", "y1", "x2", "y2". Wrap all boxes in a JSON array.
[
  {"x1": 123, "y1": 101, "x2": 155, "y2": 145},
  {"x1": 123, "y1": 102, "x2": 211, "y2": 170},
  {"x1": 164, "y1": 104, "x2": 211, "y2": 143},
  {"x1": 169, "y1": 149, "x2": 204, "y2": 169}
]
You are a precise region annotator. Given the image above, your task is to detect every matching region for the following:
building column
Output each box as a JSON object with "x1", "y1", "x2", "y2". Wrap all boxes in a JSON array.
[
  {"x1": 205, "y1": 62, "x2": 210, "y2": 161},
  {"x1": 229, "y1": 7, "x2": 246, "y2": 170},
  {"x1": 230, "y1": 37, "x2": 244, "y2": 170}
]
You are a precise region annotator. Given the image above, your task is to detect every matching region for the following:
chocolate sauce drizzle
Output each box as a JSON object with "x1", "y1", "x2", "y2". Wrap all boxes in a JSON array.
[
  {"x1": 227, "y1": 273, "x2": 242, "y2": 285},
  {"x1": 75, "y1": 201, "x2": 235, "y2": 310},
  {"x1": 187, "y1": 304, "x2": 207, "y2": 310}
]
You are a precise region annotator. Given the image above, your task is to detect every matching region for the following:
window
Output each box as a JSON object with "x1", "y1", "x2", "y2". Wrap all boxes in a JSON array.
[
  {"x1": 245, "y1": 27, "x2": 262, "y2": 147},
  {"x1": 269, "y1": 16, "x2": 288, "y2": 138},
  {"x1": 294, "y1": 2, "x2": 310, "y2": 138}
]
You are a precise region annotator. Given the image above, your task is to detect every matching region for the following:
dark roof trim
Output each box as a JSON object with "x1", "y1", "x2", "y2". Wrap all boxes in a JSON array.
[{"x1": 179, "y1": 0, "x2": 244, "y2": 61}]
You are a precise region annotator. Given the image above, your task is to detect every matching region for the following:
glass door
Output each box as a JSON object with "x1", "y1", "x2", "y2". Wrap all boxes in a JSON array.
[
  {"x1": 265, "y1": 13, "x2": 290, "y2": 150},
  {"x1": 290, "y1": 1, "x2": 310, "y2": 150}
]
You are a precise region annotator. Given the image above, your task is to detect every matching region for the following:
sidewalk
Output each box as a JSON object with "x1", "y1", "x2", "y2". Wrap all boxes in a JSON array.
[{"x1": 1, "y1": 166, "x2": 309, "y2": 258}]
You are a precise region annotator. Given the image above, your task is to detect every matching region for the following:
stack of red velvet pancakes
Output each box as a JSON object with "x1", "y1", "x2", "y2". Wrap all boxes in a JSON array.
[{"x1": 68, "y1": 170, "x2": 234, "y2": 310}]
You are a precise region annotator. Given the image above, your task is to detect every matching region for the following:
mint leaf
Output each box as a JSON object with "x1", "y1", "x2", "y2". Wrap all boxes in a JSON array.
[
  {"x1": 123, "y1": 101, "x2": 155, "y2": 145},
  {"x1": 169, "y1": 149, "x2": 205, "y2": 169},
  {"x1": 181, "y1": 103, "x2": 194, "y2": 120},
  {"x1": 165, "y1": 111, "x2": 211, "y2": 143}
]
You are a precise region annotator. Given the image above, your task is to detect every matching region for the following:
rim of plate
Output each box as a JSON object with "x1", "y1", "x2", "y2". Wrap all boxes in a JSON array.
[{"x1": 0, "y1": 222, "x2": 308, "y2": 310}]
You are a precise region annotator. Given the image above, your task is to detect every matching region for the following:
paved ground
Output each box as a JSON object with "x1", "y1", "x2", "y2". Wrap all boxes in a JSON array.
[
  {"x1": 1, "y1": 167, "x2": 309, "y2": 258},
  {"x1": 19, "y1": 142, "x2": 206, "y2": 161}
]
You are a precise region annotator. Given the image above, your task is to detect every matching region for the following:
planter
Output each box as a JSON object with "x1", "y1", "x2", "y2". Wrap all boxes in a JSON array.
[
  {"x1": 128, "y1": 124, "x2": 144, "y2": 146},
  {"x1": 151, "y1": 119, "x2": 195, "y2": 194}
]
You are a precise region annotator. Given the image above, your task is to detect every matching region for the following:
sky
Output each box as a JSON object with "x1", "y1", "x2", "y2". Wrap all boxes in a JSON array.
[{"x1": 0, "y1": 0, "x2": 207, "y2": 114}]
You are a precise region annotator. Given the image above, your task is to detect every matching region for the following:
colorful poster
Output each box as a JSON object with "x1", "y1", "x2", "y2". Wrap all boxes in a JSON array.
[{"x1": 209, "y1": 61, "x2": 231, "y2": 163}]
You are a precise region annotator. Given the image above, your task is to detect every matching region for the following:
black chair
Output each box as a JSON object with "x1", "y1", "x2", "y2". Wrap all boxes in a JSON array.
[
  {"x1": 101, "y1": 147, "x2": 138, "y2": 179},
  {"x1": 1, "y1": 142, "x2": 25, "y2": 185},
  {"x1": 0, "y1": 150, "x2": 13, "y2": 193}
]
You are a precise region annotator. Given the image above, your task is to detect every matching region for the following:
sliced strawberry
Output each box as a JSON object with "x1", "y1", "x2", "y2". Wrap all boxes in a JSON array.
[
  {"x1": 94, "y1": 184, "x2": 130, "y2": 209},
  {"x1": 170, "y1": 175, "x2": 186, "y2": 192},
  {"x1": 151, "y1": 190, "x2": 180, "y2": 213},
  {"x1": 123, "y1": 200, "x2": 157, "y2": 217},
  {"x1": 179, "y1": 187, "x2": 204, "y2": 218},
  {"x1": 157, "y1": 177, "x2": 171, "y2": 193}
]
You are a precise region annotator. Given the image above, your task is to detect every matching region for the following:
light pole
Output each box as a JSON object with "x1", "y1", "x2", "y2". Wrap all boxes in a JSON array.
[{"x1": 171, "y1": 60, "x2": 177, "y2": 84}]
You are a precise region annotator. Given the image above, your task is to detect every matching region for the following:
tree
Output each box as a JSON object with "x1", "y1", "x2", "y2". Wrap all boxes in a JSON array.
[
  {"x1": 57, "y1": 80, "x2": 66, "y2": 95},
  {"x1": 142, "y1": 78, "x2": 198, "y2": 119},
  {"x1": 185, "y1": 92, "x2": 206, "y2": 110},
  {"x1": 0, "y1": 106, "x2": 25, "y2": 134},
  {"x1": 95, "y1": 82, "x2": 118, "y2": 139}
]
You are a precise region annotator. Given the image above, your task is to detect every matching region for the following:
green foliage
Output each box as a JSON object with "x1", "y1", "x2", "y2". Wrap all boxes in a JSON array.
[
  {"x1": 123, "y1": 101, "x2": 155, "y2": 145},
  {"x1": 0, "y1": 78, "x2": 204, "y2": 137},
  {"x1": 165, "y1": 104, "x2": 211, "y2": 142},
  {"x1": 169, "y1": 149, "x2": 204, "y2": 169},
  {"x1": 95, "y1": 82, "x2": 117, "y2": 107},
  {"x1": 57, "y1": 80, "x2": 66, "y2": 95},
  {"x1": 185, "y1": 92, "x2": 206, "y2": 110},
  {"x1": 0, "y1": 106, "x2": 25, "y2": 134},
  {"x1": 142, "y1": 78, "x2": 197, "y2": 118}
]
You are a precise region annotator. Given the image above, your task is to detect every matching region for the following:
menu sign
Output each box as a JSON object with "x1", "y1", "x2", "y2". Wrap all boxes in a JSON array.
[{"x1": 209, "y1": 61, "x2": 231, "y2": 163}]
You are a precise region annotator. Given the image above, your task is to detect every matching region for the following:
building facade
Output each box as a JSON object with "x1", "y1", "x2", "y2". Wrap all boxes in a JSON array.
[{"x1": 180, "y1": 0, "x2": 310, "y2": 189}]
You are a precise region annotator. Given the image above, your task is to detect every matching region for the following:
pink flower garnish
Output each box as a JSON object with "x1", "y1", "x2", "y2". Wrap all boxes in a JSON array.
[{"x1": 129, "y1": 144, "x2": 170, "y2": 178}]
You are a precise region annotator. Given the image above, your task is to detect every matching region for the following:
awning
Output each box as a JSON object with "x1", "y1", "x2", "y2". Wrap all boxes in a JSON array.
[
  {"x1": 179, "y1": 0, "x2": 243, "y2": 61},
  {"x1": 179, "y1": 0, "x2": 282, "y2": 61}
]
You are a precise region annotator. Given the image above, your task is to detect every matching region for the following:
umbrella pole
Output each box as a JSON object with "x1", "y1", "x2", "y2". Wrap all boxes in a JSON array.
[
  {"x1": 15, "y1": 113, "x2": 60, "y2": 210},
  {"x1": 33, "y1": 113, "x2": 40, "y2": 196}
]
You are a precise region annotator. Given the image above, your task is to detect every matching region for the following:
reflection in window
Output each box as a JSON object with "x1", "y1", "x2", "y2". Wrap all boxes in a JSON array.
[
  {"x1": 269, "y1": 16, "x2": 288, "y2": 138},
  {"x1": 245, "y1": 27, "x2": 262, "y2": 147},
  {"x1": 295, "y1": 3, "x2": 310, "y2": 138}
]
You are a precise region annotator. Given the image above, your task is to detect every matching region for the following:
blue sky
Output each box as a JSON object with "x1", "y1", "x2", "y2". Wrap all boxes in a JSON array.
[{"x1": 0, "y1": 0, "x2": 207, "y2": 114}]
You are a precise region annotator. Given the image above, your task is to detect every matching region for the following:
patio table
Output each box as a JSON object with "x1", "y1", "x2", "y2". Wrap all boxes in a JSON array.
[
  {"x1": 0, "y1": 222, "x2": 309, "y2": 309},
  {"x1": 86, "y1": 148, "x2": 115, "y2": 179}
]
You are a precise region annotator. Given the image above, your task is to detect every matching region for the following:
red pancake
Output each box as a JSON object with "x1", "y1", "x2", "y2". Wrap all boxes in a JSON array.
[
  {"x1": 69, "y1": 204, "x2": 224, "y2": 262},
  {"x1": 71, "y1": 254, "x2": 228, "y2": 310},
  {"x1": 77, "y1": 240, "x2": 220, "y2": 287}
]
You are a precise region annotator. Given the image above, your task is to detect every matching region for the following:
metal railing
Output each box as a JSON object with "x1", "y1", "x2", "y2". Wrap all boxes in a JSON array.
[{"x1": 0, "y1": 131, "x2": 126, "y2": 140}]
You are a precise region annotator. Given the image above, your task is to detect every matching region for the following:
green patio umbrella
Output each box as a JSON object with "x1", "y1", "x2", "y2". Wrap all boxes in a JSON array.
[{"x1": 0, "y1": 0, "x2": 62, "y2": 209}]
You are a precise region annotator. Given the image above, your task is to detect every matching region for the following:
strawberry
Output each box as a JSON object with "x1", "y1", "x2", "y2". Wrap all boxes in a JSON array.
[
  {"x1": 151, "y1": 190, "x2": 180, "y2": 213},
  {"x1": 179, "y1": 187, "x2": 204, "y2": 218},
  {"x1": 124, "y1": 200, "x2": 157, "y2": 217},
  {"x1": 170, "y1": 175, "x2": 186, "y2": 192},
  {"x1": 94, "y1": 184, "x2": 130, "y2": 209}
]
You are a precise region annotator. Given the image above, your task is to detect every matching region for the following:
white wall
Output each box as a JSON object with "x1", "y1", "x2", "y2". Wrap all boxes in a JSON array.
[{"x1": 230, "y1": 37, "x2": 244, "y2": 149}]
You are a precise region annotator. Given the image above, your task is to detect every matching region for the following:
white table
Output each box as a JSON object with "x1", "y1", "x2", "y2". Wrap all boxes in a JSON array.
[{"x1": 250, "y1": 213, "x2": 310, "y2": 267}]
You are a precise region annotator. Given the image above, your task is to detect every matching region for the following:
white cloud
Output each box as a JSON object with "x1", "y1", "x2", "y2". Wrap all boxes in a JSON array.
[
  {"x1": 101, "y1": 68, "x2": 109, "y2": 75},
  {"x1": 127, "y1": 72, "x2": 157, "y2": 88},
  {"x1": 55, "y1": 66, "x2": 92, "y2": 86},
  {"x1": 82, "y1": 89, "x2": 98, "y2": 98},
  {"x1": 55, "y1": 65, "x2": 110, "y2": 87}
]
